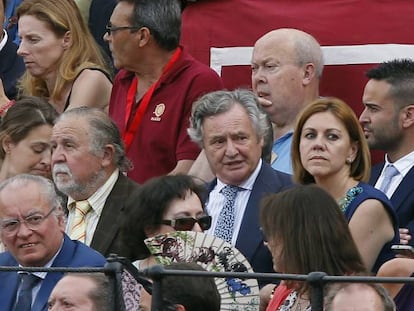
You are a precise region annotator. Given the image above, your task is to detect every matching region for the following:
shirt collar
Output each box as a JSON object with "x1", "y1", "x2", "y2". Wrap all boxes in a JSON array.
[
  {"x1": 0, "y1": 30, "x2": 8, "y2": 52},
  {"x1": 18, "y1": 238, "x2": 64, "y2": 280},
  {"x1": 216, "y1": 158, "x2": 262, "y2": 191},
  {"x1": 67, "y1": 169, "x2": 119, "y2": 217},
  {"x1": 385, "y1": 150, "x2": 414, "y2": 176}
]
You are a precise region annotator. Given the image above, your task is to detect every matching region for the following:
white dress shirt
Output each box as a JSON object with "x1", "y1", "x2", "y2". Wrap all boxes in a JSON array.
[
  {"x1": 0, "y1": 30, "x2": 8, "y2": 52},
  {"x1": 65, "y1": 169, "x2": 119, "y2": 246},
  {"x1": 205, "y1": 159, "x2": 262, "y2": 245}
]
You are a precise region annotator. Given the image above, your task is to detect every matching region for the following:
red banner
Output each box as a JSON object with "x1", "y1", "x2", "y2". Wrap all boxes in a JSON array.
[{"x1": 181, "y1": 0, "x2": 414, "y2": 163}]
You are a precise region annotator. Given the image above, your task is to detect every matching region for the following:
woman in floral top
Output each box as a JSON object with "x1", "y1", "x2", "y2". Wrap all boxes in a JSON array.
[
  {"x1": 291, "y1": 97, "x2": 399, "y2": 273},
  {"x1": 260, "y1": 184, "x2": 366, "y2": 311}
]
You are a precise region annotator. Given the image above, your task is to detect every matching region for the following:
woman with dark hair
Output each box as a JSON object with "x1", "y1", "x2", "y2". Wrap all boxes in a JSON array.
[
  {"x1": 0, "y1": 96, "x2": 58, "y2": 252},
  {"x1": 291, "y1": 97, "x2": 399, "y2": 273},
  {"x1": 121, "y1": 174, "x2": 211, "y2": 268},
  {"x1": 0, "y1": 96, "x2": 58, "y2": 180},
  {"x1": 260, "y1": 184, "x2": 367, "y2": 310}
]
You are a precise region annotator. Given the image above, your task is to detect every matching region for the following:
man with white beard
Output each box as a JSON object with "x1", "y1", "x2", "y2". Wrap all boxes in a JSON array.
[{"x1": 51, "y1": 107, "x2": 140, "y2": 258}]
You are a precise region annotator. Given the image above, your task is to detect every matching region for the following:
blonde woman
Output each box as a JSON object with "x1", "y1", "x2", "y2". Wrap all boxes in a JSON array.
[{"x1": 1, "y1": 0, "x2": 112, "y2": 114}]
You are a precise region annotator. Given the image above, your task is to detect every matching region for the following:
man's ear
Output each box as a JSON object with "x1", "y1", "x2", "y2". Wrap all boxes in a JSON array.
[
  {"x1": 137, "y1": 27, "x2": 151, "y2": 47},
  {"x1": 56, "y1": 207, "x2": 66, "y2": 232},
  {"x1": 302, "y1": 63, "x2": 316, "y2": 86},
  {"x1": 101, "y1": 144, "x2": 115, "y2": 167},
  {"x1": 401, "y1": 105, "x2": 414, "y2": 128}
]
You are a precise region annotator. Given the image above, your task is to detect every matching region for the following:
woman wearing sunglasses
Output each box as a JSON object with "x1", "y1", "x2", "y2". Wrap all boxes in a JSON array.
[{"x1": 121, "y1": 174, "x2": 210, "y2": 269}]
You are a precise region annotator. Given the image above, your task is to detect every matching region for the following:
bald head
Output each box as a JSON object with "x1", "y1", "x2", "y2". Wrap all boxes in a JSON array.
[
  {"x1": 251, "y1": 28, "x2": 323, "y2": 130},
  {"x1": 325, "y1": 283, "x2": 396, "y2": 311},
  {"x1": 255, "y1": 28, "x2": 324, "y2": 78}
]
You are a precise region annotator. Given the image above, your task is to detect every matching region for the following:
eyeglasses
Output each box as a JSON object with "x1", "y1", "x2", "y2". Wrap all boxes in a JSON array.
[
  {"x1": 105, "y1": 23, "x2": 141, "y2": 35},
  {"x1": 161, "y1": 215, "x2": 212, "y2": 231},
  {"x1": 0, "y1": 206, "x2": 57, "y2": 235}
]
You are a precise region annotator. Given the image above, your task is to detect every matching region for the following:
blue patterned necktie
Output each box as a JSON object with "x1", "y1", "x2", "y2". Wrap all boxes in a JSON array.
[
  {"x1": 378, "y1": 164, "x2": 399, "y2": 194},
  {"x1": 214, "y1": 185, "x2": 240, "y2": 243},
  {"x1": 15, "y1": 273, "x2": 40, "y2": 311}
]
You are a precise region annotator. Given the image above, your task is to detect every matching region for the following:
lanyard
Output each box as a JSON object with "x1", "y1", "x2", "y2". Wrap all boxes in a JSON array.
[{"x1": 122, "y1": 47, "x2": 182, "y2": 152}]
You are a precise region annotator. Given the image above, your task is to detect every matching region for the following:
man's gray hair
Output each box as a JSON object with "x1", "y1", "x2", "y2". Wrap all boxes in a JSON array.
[
  {"x1": 60, "y1": 273, "x2": 111, "y2": 311},
  {"x1": 119, "y1": 0, "x2": 181, "y2": 51},
  {"x1": 288, "y1": 28, "x2": 324, "y2": 79},
  {"x1": 57, "y1": 107, "x2": 132, "y2": 172},
  {"x1": 188, "y1": 89, "x2": 269, "y2": 147},
  {"x1": 0, "y1": 174, "x2": 63, "y2": 214},
  {"x1": 324, "y1": 282, "x2": 396, "y2": 311}
]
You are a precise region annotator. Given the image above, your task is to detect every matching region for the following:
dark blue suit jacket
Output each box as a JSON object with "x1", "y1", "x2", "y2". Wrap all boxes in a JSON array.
[
  {"x1": 0, "y1": 31, "x2": 25, "y2": 99},
  {"x1": 209, "y1": 162, "x2": 293, "y2": 277},
  {"x1": 0, "y1": 234, "x2": 106, "y2": 311},
  {"x1": 370, "y1": 163, "x2": 414, "y2": 246}
]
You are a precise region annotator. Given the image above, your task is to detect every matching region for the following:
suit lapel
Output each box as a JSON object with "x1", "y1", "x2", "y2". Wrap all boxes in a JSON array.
[
  {"x1": 236, "y1": 163, "x2": 281, "y2": 261},
  {"x1": 32, "y1": 236, "x2": 73, "y2": 311},
  {"x1": 90, "y1": 174, "x2": 127, "y2": 255},
  {"x1": 371, "y1": 163, "x2": 414, "y2": 213},
  {"x1": 391, "y1": 166, "x2": 414, "y2": 212}
]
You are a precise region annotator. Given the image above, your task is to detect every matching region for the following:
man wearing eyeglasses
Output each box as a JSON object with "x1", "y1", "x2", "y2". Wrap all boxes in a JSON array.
[
  {"x1": 188, "y1": 89, "x2": 293, "y2": 284},
  {"x1": 103, "y1": 0, "x2": 223, "y2": 184},
  {"x1": 0, "y1": 174, "x2": 105, "y2": 311}
]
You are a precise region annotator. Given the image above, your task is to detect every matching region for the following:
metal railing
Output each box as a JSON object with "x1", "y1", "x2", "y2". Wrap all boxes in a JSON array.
[
  {"x1": 143, "y1": 265, "x2": 414, "y2": 311},
  {"x1": 1, "y1": 254, "x2": 413, "y2": 311}
]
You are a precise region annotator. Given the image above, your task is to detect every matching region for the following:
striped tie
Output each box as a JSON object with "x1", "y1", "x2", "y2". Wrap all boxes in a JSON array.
[{"x1": 69, "y1": 200, "x2": 91, "y2": 243}]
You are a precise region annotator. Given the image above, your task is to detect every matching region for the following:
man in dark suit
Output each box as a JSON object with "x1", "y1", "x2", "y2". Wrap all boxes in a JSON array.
[
  {"x1": 0, "y1": 0, "x2": 25, "y2": 99},
  {"x1": 51, "y1": 107, "x2": 140, "y2": 258},
  {"x1": 0, "y1": 174, "x2": 105, "y2": 311},
  {"x1": 360, "y1": 59, "x2": 414, "y2": 246},
  {"x1": 188, "y1": 89, "x2": 292, "y2": 278}
]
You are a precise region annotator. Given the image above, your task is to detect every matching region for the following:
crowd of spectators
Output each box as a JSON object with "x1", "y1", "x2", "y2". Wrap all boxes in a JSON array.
[{"x1": 0, "y1": 0, "x2": 413, "y2": 310}]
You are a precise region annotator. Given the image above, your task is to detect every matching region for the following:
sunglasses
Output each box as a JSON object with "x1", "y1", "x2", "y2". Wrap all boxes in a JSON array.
[{"x1": 161, "y1": 215, "x2": 212, "y2": 231}]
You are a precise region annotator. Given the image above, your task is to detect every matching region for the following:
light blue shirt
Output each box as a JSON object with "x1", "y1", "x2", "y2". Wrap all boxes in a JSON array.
[
  {"x1": 271, "y1": 131, "x2": 293, "y2": 174},
  {"x1": 375, "y1": 150, "x2": 414, "y2": 198}
]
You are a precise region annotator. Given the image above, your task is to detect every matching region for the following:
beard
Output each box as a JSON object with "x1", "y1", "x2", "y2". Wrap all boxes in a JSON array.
[
  {"x1": 366, "y1": 118, "x2": 403, "y2": 152},
  {"x1": 52, "y1": 163, "x2": 107, "y2": 198}
]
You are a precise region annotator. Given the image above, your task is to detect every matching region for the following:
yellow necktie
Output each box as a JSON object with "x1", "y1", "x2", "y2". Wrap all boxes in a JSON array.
[{"x1": 69, "y1": 200, "x2": 91, "y2": 243}]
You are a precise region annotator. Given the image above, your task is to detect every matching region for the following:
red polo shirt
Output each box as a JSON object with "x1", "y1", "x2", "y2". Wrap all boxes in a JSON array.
[{"x1": 109, "y1": 47, "x2": 223, "y2": 183}]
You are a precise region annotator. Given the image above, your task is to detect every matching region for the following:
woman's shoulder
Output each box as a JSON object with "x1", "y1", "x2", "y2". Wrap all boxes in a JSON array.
[
  {"x1": 344, "y1": 182, "x2": 395, "y2": 221},
  {"x1": 354, "y1": 182, "x2": 393, "y2": 208},
  {"x1": 75, "y1": 67, "x2": 112, "y2": 83},
  {"x1": 65, "y1": 67, "x2": 112, "y2": 111},
  {"x1": 378, "y1": 257, "x2": 414, "y2": 277}
]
